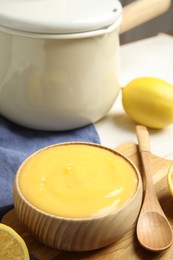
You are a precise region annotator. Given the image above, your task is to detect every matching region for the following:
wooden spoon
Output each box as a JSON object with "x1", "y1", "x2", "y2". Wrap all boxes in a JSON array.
[{"x1": 136, "y1": 125, "x2": 173, "y2": 251}]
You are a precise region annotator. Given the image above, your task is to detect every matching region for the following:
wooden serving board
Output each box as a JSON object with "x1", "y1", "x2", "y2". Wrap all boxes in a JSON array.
[{"x1": 2, "y1": 142, "x2": 173, "y2": 260}]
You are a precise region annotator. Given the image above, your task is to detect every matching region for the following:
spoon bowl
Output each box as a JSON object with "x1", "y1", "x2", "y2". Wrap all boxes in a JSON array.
[
  {"x1": 137, "y1": 211, "x2": 173, "y2": 251},
  {"x1": 136, "y1": 125, "x2": 173, "y2": 252}
]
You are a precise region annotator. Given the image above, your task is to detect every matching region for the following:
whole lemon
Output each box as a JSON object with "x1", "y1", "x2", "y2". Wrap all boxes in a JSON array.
[{"x1": 122, "y1": 77, "x2": 173, "y2": 129}]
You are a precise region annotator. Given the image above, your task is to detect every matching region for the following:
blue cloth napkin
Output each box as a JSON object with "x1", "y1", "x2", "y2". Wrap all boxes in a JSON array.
[{"x1": 0, "y1": 115, "x2": 100, "y2": 220}]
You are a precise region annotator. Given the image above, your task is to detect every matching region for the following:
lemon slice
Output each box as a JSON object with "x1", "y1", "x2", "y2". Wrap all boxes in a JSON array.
[
  {"x1": 0, "y1": 223, "x2": 29, "y2": 260},
  {"x1": 167, "y1": 163, "x2": 173, "y2": 196}
]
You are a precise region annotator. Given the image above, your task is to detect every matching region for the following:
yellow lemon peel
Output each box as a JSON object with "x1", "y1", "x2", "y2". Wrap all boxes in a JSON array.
[
  {"x1": 168, "y1": 163, "x2": 173, "y2": 196},
  {"x1": 122, "y1": 77, "x2": 173, "y2": 129}
]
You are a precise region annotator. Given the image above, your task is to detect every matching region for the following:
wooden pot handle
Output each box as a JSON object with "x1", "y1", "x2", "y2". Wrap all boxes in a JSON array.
[{"x1": 120, "y1": 0, "x2": 171, "y2": 34}]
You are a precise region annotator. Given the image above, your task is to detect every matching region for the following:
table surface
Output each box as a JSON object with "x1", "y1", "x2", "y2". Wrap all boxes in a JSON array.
[{"x1": 95, "y1": 33, "x2": 173, "y2": 159}]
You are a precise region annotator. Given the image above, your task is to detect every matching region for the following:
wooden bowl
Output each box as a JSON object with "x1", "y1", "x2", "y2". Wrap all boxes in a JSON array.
[{"x1": 13, "y1": 142, "x2": 142, "y2": 252}]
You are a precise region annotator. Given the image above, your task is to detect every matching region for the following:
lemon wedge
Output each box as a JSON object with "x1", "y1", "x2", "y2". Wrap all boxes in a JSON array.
[
  {"x1": 0, "y1": 223, "x2": 29, "y2": 260},
  {"x1": 122, "y1": 77, "x2": 173, "y2": 129},
  {"x1": 168, "y1": 163, "x2": 173, "y2": 196}
]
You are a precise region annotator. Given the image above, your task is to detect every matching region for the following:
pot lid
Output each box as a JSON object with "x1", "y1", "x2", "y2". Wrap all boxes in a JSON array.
[{"x1": 0, "y1": 0, "x2": 122, "y2": 34}]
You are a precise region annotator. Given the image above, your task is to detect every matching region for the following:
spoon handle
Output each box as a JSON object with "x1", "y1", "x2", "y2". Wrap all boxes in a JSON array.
[
  {"x1": 136, "y1": 125, "x2": 150, "y2": 152},
  {"x1": 136, "y1": 125, "x2": 160, "y2": 207},
  {"x1": 136, "y1": 125, "x2": 169, "y2": 213},
  {"x1": 136, "y1": 125, "x2": 153, "y2": 191}
]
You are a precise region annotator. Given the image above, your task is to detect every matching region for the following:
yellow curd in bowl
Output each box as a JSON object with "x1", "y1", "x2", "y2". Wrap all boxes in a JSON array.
[{"x1": 18, "y1": 143, "x2": 138, "y2": 218}]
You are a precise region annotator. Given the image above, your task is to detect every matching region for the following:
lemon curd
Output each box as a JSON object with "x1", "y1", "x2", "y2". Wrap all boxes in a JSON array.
[{"x1": 19, "y1": 144, "x2": 138, "y2": 218}]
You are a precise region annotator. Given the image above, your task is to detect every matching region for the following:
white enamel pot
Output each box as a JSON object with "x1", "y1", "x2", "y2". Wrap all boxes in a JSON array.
[{"x1": 0, "y1": 0, "x2": 170, "y2": 130}]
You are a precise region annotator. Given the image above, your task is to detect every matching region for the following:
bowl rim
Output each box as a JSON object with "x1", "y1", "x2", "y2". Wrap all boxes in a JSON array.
[{"x1": 14, "y1": 141, "x2": 142, "y2": 221}]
